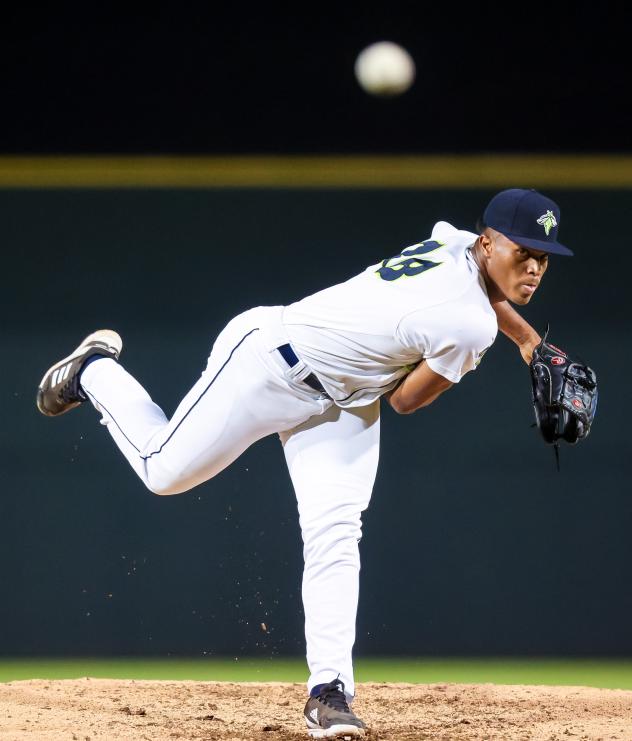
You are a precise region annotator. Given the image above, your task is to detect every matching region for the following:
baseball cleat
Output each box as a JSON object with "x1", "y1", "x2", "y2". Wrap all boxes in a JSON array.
[
  {"x1": 304, "y1": 678, "x2": 365, "y2": 738},
  {"x1": 36, "y1": 329, "x2": 122, "y2": 417}
]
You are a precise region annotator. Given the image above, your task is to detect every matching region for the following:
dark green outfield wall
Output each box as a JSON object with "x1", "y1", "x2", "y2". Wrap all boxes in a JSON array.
[{"x1": 1, "y1": 188, "x2": 630, "y2": 658}]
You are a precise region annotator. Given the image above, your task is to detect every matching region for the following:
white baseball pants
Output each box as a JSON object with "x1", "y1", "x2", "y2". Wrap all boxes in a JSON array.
[{"x1": 80, "y1": 305, "x2": 380, "y2": 699}]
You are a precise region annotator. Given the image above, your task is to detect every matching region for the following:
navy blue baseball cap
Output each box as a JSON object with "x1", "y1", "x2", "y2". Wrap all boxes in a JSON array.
[{"x1": 482, "y1": 188, "x2": 573, "y2": 256}]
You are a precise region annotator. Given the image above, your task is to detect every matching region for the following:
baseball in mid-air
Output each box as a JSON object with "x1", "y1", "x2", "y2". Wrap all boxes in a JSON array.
[{"x1": 354, "y1": 41, "x2": 416, "y2": 97}]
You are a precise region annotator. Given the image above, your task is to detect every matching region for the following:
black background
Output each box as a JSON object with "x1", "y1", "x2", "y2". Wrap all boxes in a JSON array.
[{"x1": 1, "y1": 3, "x2": 629, "y2": 154}]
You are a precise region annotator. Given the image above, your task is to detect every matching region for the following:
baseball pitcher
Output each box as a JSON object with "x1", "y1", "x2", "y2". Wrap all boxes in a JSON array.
[{"x1": 36, "y1": 188, "x2": 597, "y2": 738}]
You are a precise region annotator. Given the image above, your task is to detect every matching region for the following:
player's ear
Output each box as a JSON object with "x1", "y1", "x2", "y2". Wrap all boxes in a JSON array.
[{"x1": 478, "y1": 230, "x2": 494, "y2": 258}]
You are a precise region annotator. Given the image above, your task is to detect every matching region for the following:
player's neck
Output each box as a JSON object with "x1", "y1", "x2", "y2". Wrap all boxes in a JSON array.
[{"x1": 470, "y1": 239, "x2": 506, "y2": 304}]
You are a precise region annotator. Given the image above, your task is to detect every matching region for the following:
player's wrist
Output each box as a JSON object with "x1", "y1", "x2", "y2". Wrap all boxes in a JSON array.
[{"x1": 519, "y1": 335, "x2": 541, "y2": 365}]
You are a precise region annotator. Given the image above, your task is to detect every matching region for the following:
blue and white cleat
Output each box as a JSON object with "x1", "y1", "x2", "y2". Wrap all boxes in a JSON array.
[{"x1": 303, "y1": 678, "x2": 365, "y2": 738}]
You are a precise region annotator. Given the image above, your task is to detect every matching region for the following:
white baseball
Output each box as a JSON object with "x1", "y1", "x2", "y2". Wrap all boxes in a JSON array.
[{"x1": 354, "y1": 41, "x2": 416, "y2": 97}]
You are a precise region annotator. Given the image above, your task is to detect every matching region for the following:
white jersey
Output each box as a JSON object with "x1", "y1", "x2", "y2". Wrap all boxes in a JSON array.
[{"x1": 282, "y1": 221, "x2": 498, "y2": 407}]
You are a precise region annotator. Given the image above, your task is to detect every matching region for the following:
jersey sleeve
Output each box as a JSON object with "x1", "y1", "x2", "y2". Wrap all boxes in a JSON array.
[{"x1": 397, "y1": 304, "x2": 497, "y2": 383}]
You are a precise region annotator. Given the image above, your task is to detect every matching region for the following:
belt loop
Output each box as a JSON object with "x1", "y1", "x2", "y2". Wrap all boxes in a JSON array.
[
  {"x1": 276, "y1": 343, "x2": 330, "y2": 398},
  {"x1": 277, "y1": 343, "x2": 299, "y2": 368}
]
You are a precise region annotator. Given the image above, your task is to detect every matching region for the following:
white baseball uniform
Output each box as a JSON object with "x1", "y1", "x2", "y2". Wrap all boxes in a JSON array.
[{"x1": 79, "y1": 220, "x2": 497, "y2": 698}]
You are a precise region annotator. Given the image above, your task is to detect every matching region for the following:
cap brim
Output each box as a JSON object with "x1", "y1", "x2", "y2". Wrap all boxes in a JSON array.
[{"x1": 503, "y1": 233, "x2": 574, "y2": 256}]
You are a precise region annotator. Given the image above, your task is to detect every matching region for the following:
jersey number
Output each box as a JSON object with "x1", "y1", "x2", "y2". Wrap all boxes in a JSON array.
[{"x1": 376, "y1": 240, "x2": 444, "y2": 281}]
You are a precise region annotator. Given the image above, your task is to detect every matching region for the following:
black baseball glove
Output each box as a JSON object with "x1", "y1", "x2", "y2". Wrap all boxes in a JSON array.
[{"x1": 530, "y1": 327, "x2": 598, "y2": 449}]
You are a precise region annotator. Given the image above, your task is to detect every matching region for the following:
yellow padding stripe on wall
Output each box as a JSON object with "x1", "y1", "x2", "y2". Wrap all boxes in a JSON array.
[{"x1": 0, "y1": 155, "x2": 631, "y2": 188}]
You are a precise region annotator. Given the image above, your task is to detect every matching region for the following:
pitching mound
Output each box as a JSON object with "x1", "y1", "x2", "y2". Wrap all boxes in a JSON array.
[{"x1": 1, "y1": 678, "x2": 631, "y2": 740}]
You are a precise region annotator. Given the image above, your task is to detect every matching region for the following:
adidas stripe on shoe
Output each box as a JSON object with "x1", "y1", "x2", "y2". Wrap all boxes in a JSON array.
[{"x1": 36, "y1": 329, "x2": 122, "y2": 417}]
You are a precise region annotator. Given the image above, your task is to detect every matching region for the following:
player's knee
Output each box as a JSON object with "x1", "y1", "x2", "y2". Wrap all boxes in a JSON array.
[
  {"x1": 146, "y1": 481, "x2": 188, "y2": 496},
  {"x1": 145, "y1": 469, "x2": 192, "y2": 496},
  {"x1": 147, "y1": 483, "x2": 186, "y2": 496}
]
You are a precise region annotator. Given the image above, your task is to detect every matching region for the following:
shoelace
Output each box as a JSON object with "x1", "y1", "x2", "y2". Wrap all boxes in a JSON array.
[{"x1": 317, "y1": 679, "x2": 350, "y2": 713}]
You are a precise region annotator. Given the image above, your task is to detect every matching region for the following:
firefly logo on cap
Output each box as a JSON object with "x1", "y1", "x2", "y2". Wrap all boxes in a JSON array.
[{"x1": 537, "y1": 210, "x2": 558, "y2": 236}]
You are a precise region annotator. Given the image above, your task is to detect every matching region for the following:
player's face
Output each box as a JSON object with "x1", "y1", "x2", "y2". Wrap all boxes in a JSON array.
[{"x1": 486, "y1": 233, "x2": 549, "y2": 305}]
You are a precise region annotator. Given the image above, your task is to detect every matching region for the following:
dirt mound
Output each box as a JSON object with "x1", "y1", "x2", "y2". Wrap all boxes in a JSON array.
[{"x1": 1, "y1": 678, "x2": 631, "y2": 740}]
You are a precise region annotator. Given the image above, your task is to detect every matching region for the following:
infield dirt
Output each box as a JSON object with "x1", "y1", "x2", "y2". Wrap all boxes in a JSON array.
[{"x1": 1, "y1": 678, "x2": 631, "y2": 740}]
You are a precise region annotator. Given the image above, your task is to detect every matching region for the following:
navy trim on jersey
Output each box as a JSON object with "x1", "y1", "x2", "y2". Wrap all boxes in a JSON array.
[{"x1": 84, "y1": 327, "x2": 261, "y2": 459}]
